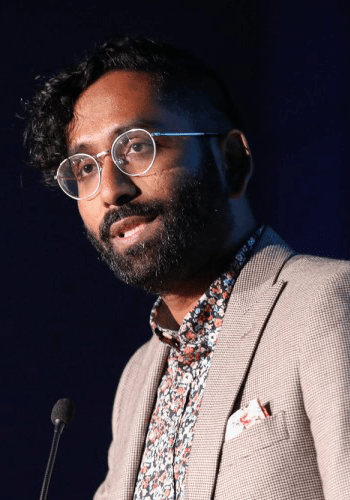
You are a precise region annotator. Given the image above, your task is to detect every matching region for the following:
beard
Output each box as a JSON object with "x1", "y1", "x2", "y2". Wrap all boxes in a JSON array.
[{"x1": 85, "y1": 167, "x2": 231, "y2": 295}]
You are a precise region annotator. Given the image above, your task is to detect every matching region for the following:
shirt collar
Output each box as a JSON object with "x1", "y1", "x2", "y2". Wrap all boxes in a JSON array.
[{"x1": 150, "y1": 226, "x2": 264, "y2": 362}]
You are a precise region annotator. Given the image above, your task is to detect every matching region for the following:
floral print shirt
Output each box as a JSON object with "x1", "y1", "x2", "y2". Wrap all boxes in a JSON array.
[{"x1": 133, "y1": 227, "x2": 263, "y2": 500}]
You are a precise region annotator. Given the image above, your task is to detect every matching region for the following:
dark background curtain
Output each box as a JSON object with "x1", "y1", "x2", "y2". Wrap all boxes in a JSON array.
[{"x1": 2, "y1": 1, "x2": 349, "y2": 498}]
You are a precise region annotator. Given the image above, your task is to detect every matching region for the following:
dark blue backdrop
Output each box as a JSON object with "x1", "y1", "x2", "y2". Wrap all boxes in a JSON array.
[{"x1": 2, "y1": 1, "x2": 349, "y2": 498}]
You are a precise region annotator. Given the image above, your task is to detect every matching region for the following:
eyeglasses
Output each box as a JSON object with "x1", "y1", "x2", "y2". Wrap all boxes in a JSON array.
[{"x1": 55, "y1": 128, "x2": 222, "y2": 200}]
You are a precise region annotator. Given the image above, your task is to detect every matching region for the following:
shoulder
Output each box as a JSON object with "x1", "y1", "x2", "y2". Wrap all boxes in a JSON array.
[
  {"x1": 281, "y1": 253, "x2": 350, "y2": 281},
  {"x1": 272, "y1": 254, "x2": 350, "y2": 348},
  {"x1": 279, "y1": 254, "x2": 350, "y2": 305},
  {"x1": 258, "y1": 226, "x2": 350, "y2": 286},
  {"x1": 241, "y1": 232, "x2": 350, "y2": 342}
]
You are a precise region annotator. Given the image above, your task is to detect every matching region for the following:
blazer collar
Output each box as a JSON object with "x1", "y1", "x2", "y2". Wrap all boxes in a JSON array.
[{"x1": 185, "y1": 227, "x2": 295, "y2": 499}]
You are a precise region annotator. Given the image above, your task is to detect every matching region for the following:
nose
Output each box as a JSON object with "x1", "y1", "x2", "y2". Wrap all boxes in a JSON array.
[{"x1": 99, "y1": 155, "x2": 139, "y2": 206}]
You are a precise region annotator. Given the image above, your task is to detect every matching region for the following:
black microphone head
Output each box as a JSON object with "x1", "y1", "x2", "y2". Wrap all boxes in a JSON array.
[{"x1": 51, "y1": 398, "x2": 75, "y2": 426}]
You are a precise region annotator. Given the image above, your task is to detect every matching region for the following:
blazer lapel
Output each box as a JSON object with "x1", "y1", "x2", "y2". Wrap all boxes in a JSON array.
[
  {"x1": 185, "y1": 227, "x2": 295, "y2": 499},
  {"x1": 118, "y1": 336, "x2": 170, "y2": 499}
]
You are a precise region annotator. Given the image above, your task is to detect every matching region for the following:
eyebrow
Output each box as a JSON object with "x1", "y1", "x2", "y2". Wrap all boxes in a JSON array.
[{"x1": 68, "y1": 119, "x2": 164, "y2": 156}]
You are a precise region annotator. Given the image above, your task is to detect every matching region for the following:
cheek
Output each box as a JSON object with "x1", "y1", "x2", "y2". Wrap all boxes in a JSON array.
[
  {"x1": 77, "y1": 200, "x2": 100, "y2": 235},
  {"x1": 179, "y1": 140, "x2": 203, "y2": 175},
  {"x1": 141, "y1": 142, "x2": 204, "y2": 193},
  {"x1": 141, "y1": 167, "x2": 184, "y2": 199}
]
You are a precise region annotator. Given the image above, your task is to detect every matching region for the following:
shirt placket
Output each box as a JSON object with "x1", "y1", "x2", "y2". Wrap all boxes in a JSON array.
[{"x1": 172, "y1": 359, "x2": 194, "y2": 499}]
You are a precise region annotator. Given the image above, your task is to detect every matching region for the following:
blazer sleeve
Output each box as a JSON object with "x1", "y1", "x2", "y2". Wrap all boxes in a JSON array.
[
  {"x1": 93, "y1": 341, "x2": 151, "y2": 500},
  {"x1": 300, "y1": 267, "x2": 350, "y2": 499}
]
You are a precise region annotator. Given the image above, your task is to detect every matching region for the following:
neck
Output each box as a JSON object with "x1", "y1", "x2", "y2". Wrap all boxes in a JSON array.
[
  {"x1": 158, "y1": 271, "x2": 219, "y2": 328},
  {"x1": 158, "y1": 200, "x2": 257, "y2": 327}
]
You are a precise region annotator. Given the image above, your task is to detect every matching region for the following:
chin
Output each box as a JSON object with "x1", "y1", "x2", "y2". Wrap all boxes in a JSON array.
[{"x1": 86, "y1": 228, "x2": 185, "y2": 294}]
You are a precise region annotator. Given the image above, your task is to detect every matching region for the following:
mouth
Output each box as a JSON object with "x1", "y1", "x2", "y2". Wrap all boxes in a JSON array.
[{"x1": 109, "y1": 215, "x2": 158, "y2": 243}]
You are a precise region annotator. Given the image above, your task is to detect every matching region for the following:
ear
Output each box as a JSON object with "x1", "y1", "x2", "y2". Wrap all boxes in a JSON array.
[{"x1": 222, "y1": 129, "x2": 253, "y2": 198}]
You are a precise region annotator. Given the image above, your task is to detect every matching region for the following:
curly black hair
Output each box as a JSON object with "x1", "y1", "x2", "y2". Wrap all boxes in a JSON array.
[{"x1": 24, "y1": 35, "x2": 243, "y2": 188}]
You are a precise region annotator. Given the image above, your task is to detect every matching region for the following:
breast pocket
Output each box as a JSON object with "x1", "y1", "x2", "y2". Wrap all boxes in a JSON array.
[{"x1": 220, "y1": 411, "x2": 289, "y2": 469}]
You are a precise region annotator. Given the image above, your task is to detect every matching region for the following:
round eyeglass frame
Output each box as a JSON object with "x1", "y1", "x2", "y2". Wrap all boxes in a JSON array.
[{"x1": 55, "y1": 128, "x2": 222, "y2": 200}]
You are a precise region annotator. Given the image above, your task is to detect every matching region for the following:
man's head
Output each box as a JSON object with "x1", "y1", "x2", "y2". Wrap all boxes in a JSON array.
[{"x1": 25, "y1": 36, "x2": 254, "y2": 295}]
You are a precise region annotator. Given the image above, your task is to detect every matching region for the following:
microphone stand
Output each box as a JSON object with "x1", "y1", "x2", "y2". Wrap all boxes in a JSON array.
[{"x1": 39, "y1": 420, "x2": 65, "y2": 500}]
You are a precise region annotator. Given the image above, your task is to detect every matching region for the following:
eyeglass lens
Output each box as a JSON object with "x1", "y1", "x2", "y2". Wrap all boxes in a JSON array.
[
  {"x1": 57, "y1": 129, "x2": 156, "y2": 200},
  {"x1": 111, "y1": 129, "x2": 155, "y2": 176}
]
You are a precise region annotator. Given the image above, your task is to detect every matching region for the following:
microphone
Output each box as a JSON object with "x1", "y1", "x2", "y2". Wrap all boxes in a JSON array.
[{"x1": 39, "y1": 398, "x2": 75, "y2": 500}]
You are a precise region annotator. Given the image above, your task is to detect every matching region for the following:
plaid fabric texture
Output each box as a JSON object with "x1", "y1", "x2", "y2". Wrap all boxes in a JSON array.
[{"x1": 94, "y1": 227, "x2": 350, "y2": 500}]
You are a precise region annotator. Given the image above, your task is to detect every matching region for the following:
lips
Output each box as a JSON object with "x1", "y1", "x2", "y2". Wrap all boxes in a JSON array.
[{"x1": 109, "y1": 215, "x2": 157, "y2": 239}]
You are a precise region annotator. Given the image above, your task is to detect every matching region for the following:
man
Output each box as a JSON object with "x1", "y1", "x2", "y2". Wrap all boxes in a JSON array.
[{"x1": 25, "y1": 36, "x2": 350, "y2": 499}]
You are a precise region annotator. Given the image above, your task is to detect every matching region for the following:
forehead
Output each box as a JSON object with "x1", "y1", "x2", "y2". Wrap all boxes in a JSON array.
[
  {"x1": 68, "y1": 70, "x2": 187, "y2": 149},
  {"x1": 77, "y1": 70, "x2": 158, "y2": 112}
]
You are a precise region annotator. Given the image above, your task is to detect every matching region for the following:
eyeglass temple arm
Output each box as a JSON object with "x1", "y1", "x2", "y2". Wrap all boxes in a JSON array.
[{"x1": 152, "y1": 132, "x2": 222, "y2": 137}]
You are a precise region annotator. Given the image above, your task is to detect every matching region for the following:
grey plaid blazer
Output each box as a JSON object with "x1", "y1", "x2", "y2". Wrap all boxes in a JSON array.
[{"x1": 94, "y1": 227, "x2": 350, "y2": 500}]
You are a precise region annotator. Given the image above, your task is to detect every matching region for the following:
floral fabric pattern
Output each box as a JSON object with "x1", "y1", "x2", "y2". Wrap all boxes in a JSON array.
[{"x1": 133, "y1": 227, "x2": 264, "y2": 500}]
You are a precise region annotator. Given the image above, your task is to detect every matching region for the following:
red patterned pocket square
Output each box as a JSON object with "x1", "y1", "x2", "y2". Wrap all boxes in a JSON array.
[{"x1": 225, "y1": 398, "x2": 269, "y2": 442}]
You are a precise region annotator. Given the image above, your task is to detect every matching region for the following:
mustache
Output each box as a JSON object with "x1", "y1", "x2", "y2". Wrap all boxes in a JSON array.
[{"x1": 99, "y1": 201, "x2": 166, "y2": 243}]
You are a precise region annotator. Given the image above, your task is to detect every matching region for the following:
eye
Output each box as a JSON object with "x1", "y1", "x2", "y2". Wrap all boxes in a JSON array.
[
  {"x1": 81, "y1": 162, "x2": 95, "y2": 174},
  {"x1": 131, "y1": 142, "x2": 145, "y2": 153},
  {"x1": 71, "y1": 156, "x2": 98, "y2": 180},
  {"x1": 115, "y1": 131, "x2": 153, "y2": 156},
  {"x1": 111, "y1": 130, "x2": 155, "y2": 175},
  {"x1": 125, "y1": 138, "x2": 153, "y2": 156}
]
